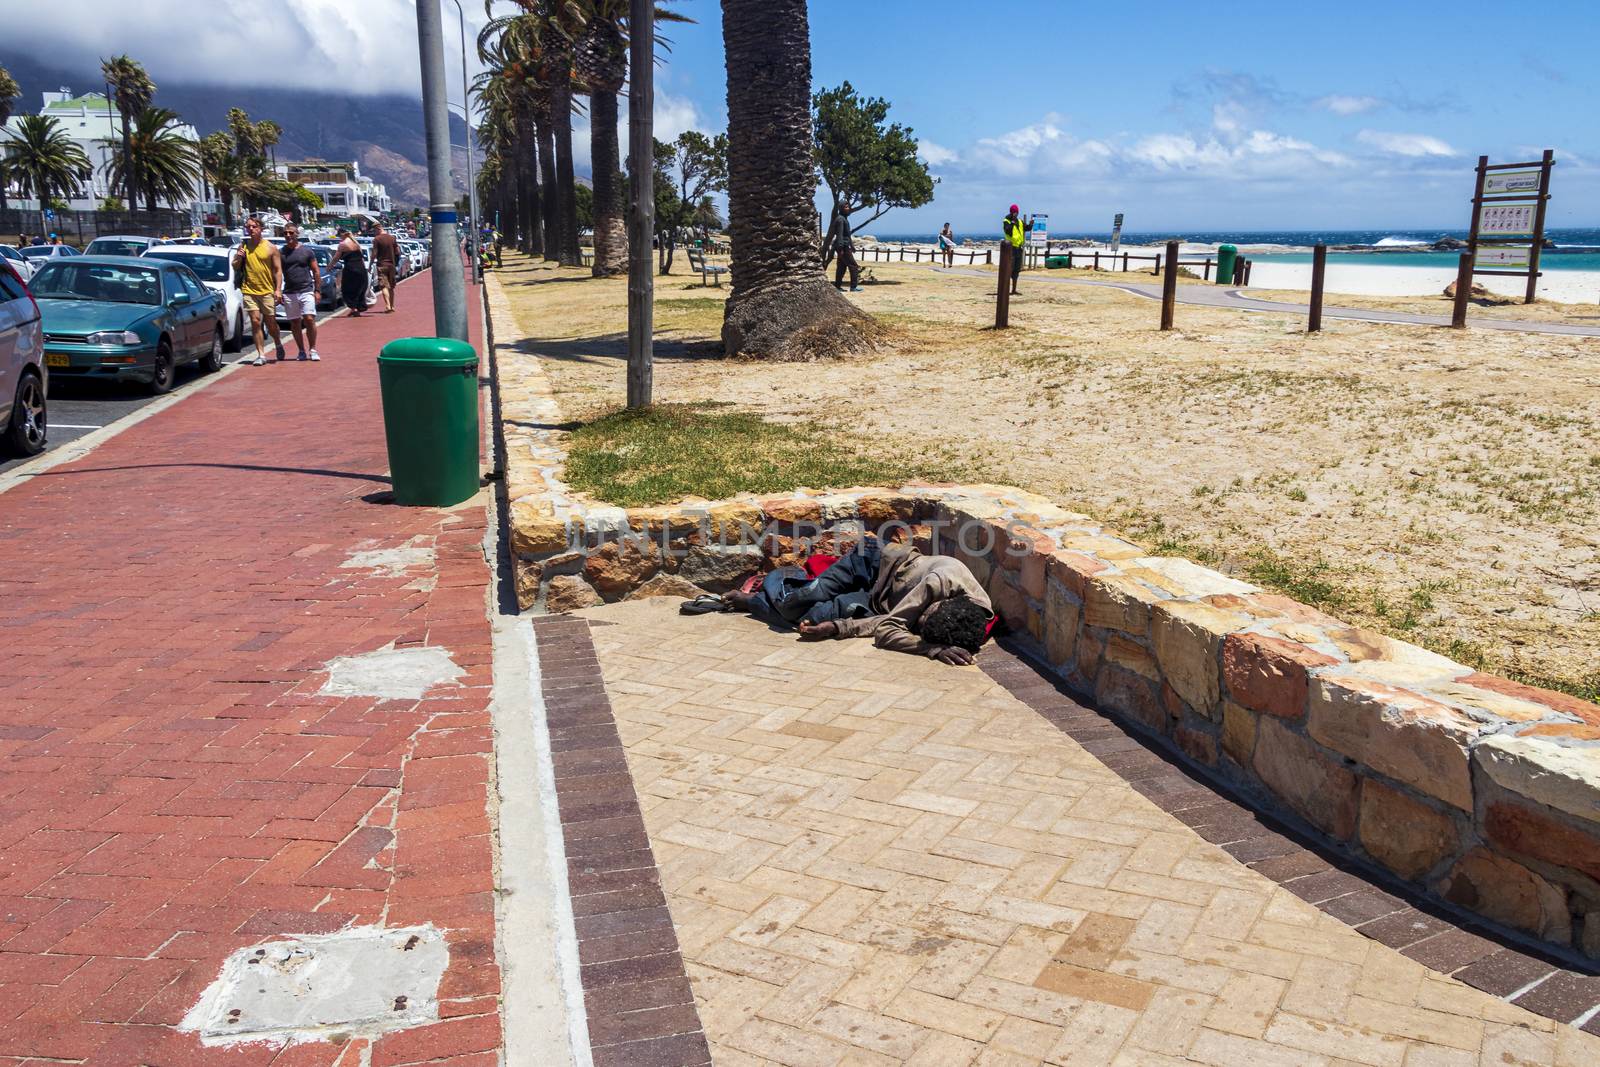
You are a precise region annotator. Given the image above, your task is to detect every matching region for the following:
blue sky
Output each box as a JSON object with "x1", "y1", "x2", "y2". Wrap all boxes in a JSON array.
[{"x1": 652, "y1": 0, "x2": 1597, "y2": 234}]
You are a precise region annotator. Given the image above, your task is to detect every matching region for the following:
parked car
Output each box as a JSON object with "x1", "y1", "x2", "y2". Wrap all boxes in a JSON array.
[
  {"x1": 1, "y1": 244, "x2": 37, "y2": 282},
  {"x1": 84, "y1": 235, "x2": 168, "y2": 257},
  {"x1": 31, "y1": 256, "x2": 225, "y2": 395},
  {"x1": 19, "y1": 244, "x2": 81, "y2": 265},
  {"x1": 0, "y1": 259, "x2": 47, "y2": 455},
  {"x1": 142, "y1": 245, "x2": 247, "y2": 352}
]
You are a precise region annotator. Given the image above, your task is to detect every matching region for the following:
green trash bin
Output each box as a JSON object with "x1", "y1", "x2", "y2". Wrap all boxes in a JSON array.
[
  {"x1": 376, "y1": 337, "x2": 481, "y2": 507},
  {"x1": 1045, "y1": 255, "x2": 1071, "y2": 269},
  {"x1": 1215, "y1": 244, "x2": 1238, "y2": 285}
]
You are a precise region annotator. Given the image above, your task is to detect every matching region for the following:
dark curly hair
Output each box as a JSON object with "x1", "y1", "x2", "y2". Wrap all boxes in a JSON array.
[{"x1": 919, "y1": 592, "x2": 992, "y2": 653}]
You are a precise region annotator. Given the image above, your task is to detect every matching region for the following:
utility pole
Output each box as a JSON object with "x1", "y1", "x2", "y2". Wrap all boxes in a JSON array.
[
  {"x1": 445, "y1": 0, "x2": 481, "y2": 283},
  {"x1": 626, "y1": 0, "x2": 654, "y2": 407},
  {"x1": 415, "y1": 0, "x2": 469, "y2": 341}
]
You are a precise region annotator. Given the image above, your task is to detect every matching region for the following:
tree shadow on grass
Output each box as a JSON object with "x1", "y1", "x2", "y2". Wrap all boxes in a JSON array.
[{"x1": 508, "y1": 332, "x2": 724, "y2": 366}]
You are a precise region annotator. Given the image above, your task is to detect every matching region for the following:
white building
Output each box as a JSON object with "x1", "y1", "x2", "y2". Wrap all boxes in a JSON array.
[
  {"x1": 1, "y1": 88, "x2": 204, "y2": 213},
  {"x1": 276, "y1": 159, "x2": 391, "y2": 220}
]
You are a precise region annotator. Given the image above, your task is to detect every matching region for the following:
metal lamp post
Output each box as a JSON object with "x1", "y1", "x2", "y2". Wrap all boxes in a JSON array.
[{"x1": 414, "y1": 0, "x2": 469, "y2": 340}]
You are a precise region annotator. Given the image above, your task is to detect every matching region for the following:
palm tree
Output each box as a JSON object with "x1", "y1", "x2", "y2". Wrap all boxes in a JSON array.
[
  {"x1": 537, "y1": 2, "x2": 584, "y2": 267},
  {"x1": 0, "y1": 64, "x2": 19, "y2": 211},
  {"x1": 571, "y1": 2, "x2": 691, "y2": 278},
  {"x1": 101, "y1": 106, "x2": 200, "y2": 211},
  {"x1": 719, "y1": 0, "x2": 871, "y2": 358},
  {"x1": 101, "y1": 55, "x2": 155, "y2": 208},
  {"x1": 478, "y1": 7, "x2": 563, "y2": 262},
  {"x1": 198, "y1": 131, "x2": 236, "y2": 226},
  {"x1": 3, "y1": 115, "x2": 91, "y2": 232}
]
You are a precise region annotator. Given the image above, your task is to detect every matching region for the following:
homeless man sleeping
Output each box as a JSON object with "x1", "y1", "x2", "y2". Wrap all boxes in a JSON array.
[{"x1": 687, "y1": 536, "x2": 997, "y2": 666}]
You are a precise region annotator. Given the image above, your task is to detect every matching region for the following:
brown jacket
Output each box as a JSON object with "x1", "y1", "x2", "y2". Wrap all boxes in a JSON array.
[{"x1": 832, "y1": 544, "x2": 992, "y2": 656}]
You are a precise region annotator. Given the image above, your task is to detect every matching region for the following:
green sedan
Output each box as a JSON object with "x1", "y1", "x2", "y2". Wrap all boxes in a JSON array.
[{"x1": 32, "y1": 255, "x2": 226, "y2": 394}]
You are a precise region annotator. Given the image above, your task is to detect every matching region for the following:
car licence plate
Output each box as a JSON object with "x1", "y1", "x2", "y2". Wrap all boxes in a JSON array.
[{"x1": 46, "y1": 352, "x2": 69, "y2": 368}]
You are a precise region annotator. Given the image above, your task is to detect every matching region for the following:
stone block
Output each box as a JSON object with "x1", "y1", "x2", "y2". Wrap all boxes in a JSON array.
[
  {"x1": 1307, "y1": 674, "x2": 1475, "y2": 811},
  {"x1": 706, "y1": 501, "x2": 764, "y2": 540},
  {"x1": 1221, "y1": 701, "x2": 1257, "y2": 766},
  {"x1": 582, "y1": 540, "x2": 662, "y2": 598},
  {"x1": 546, "y1": 574, "x2": 602, "y2": 613},
  {"x1": 1060, "y1": 533, "x2": 1145, "y2": 561},
  {"x1": 856, "y1": 493, "x2": 916, "y2": 527},
  {"x1": 1222, "y1": 632, "x2": 1336, "y2": 720},
  {"x1": 1358, "y1": 779, "x2": 1459, "y2": 881},
  {"x1": 960, "y1": 549, "x2": 993, "y2": 590},
  {"x1": 1438, "y1": 849, "x2": 1571, "y2": 945},
  {"x1": 509, "y1": 501, "x2": 570, "y2": 557},
  {"x1": 1122, "y1": 557, "x2": 1257, "y2": 599},
  {"x1": 1460, "y1": 672, "x2": 1600, "y2": 726},
  {"x1": 514, "y1": 560, "x2": 541, "y2": 612},
  {"x1": 761, "y1": 496, "x2": 823, "y2": 525},
  {"x1": 677, "y1": 545, "x2": 764, "y2": 592},
  {"x1": 627, "y1": 574, "x2": 705, "y2": 601},
  {"x1": 1076, "y1": 632, "x2": 1104, "y2": 681},
  {"x1": 1422, "y1": 680, "x2": 1557, "y2": 723},
  {"x1": 1095, "y1": 666, "x2": 1165, "y2": 734},
  {"x1": 1176, "y1": 723, "x2": 1218, "y2": 767},
  {"x1": 1047, "y1": 550, "x2": 1110, "y2": 599},
  {"x1": 1151, "y1": 601, "x2": 1253, "y2": 719},
  {"x1": 1044, "y1": 580, "x2": 1079, "y2": 669},
  {"x1": 1083, "y1": 575, "x2": 1168, "y2": 637},
  {"x1": 1475, "y1": 735, "x2": 1600, "y2": 826},
  {"x1": 1484, "y1": 801, "x2": 1600, "y2": 884},
  {"x1": 1252, "y1": 715, "x2": 1359, "y2": 840},
  {"x1": 987, "y1": 571, "x2": 1030, "y2": 632},
  {"x1": 1104, "y1": 634, "x2": 1159, "y2": 681},
  {"x1": 1020, "y1": 551, "x2": 1048, "y2": 601}
]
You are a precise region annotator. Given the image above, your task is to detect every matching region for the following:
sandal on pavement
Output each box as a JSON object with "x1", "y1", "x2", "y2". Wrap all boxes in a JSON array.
[{"x1": 679, "y1": 594, "x2": 730, "y2": 616}]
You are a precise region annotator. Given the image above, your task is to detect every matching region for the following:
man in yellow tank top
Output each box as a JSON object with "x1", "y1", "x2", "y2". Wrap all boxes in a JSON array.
[{"x1": 232, "y1": 217, "x2": 284, "y2": 365}]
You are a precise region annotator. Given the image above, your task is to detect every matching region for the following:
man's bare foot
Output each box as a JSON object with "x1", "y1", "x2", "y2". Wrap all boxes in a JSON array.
[{"x1": 723, "y1": 589, "x2": 756, "y2": 613}]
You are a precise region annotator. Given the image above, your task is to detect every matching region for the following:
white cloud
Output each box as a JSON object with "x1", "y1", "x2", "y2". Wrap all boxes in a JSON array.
[
  {"x1": 918, "y1": 140, "x2": 959, "y2": 166},
  {"x1": 4, "y1": 0, "x2": 488, "y2": 97},
  {"x1": 1356, "y1": 130, "x2": 1457, "y2": 157},
  {"x1": 1315, "y1": 94, "x2": 1385, "y2": 116}
]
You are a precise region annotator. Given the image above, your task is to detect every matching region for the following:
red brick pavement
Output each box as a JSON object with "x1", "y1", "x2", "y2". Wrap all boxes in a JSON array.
[{"x1": 0, "y1": 271, "x2": 501, "y2": 1065}]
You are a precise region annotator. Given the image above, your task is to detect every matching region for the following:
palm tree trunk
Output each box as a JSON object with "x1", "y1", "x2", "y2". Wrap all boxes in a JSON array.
[
  {"x1": 535, "y1": 113, "x2": 559, "y2": 264},
  {"x1": 551, "y1": 85, "x2": 581, "y2": 268},
  {"x1": 119, "y1": 106, "x2": 137, "y2": 208},
  {"x1": 515, "y1": 112, "x2": 541, "y2": 257},
  {"x1": 589, "y1": 87, "x2": 626, "y2": 277},
  {"x1": 719, "y1": 0, "x2": 872, "y2": 359}
]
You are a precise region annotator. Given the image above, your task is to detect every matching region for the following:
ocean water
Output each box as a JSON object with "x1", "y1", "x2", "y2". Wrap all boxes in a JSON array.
[{"x1": 876, "y1": 229, "x2": 1600, "y2": 271}]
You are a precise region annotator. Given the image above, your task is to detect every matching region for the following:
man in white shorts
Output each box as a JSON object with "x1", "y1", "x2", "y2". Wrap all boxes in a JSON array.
[{"x1": 279, "y1": 222, "x2": 323, "y2": 361}]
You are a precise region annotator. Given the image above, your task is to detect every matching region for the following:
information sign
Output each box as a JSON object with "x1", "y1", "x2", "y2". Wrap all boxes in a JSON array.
[
  {"x1": 1110, "y1": 213, "x2": 1124, "y2": 254},
  {"x1": 1476, "y1": 247, "x2": 1529, "y2": 269},
  {"x1": 1483, "y1": 170, "x2": 1540, "y2": 196},
  {"x1": 1477, "y1": 203, "x2": 1535, "y2": 235},
  {"x1": 1028, "y1": 214, "x2": 1048, "y2": 246}
]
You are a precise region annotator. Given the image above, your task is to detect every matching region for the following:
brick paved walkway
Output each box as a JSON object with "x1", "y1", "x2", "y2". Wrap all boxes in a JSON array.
[
  {"x1": 568, "y1": 598, "x2": 1600, "y2": 1066},
  {"x1": 0, "y1": 272, "x2": 501, "y2": 1065}
]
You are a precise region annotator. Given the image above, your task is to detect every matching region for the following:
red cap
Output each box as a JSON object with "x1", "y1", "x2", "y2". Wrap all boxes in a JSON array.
[{"x1": 1009, "y1": 204, "x2": 1019, "y2": 213}]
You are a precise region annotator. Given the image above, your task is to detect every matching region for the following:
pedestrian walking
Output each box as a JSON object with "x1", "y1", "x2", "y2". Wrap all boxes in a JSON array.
[
  {"x1": 279, "y1": 222, "x2": 322, "y2": 362},
  {"x1": 826, "y1": 204, "x2": 862, "y2": 292},
  {"x1": 1002, "y1": 205, "x2": 1027, "y2": 295},
  {"x1": 232, "y1": 217, "x2": 285, "y2": 366},
  {"x1": 938, "y1": 223, "x2": 957, "y2": 267},
  {"x1": 372, "y1": 221, "x2": 400, "y2": 313},
  {"x1": 334, "y1": 229, "x2": 370, "y2": 317}
]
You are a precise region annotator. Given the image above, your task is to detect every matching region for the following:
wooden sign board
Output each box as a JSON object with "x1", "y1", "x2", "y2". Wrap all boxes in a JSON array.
[
  {"x1": 1477, "y1": 246, "x2": 1530, "y2": 269},
  {"x1": 1483, "y1": 170, "x2": 1541, "y2": 195}
]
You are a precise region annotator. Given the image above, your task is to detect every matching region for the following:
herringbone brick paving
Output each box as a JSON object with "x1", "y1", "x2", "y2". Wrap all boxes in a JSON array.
[
  {"x1": 578, "y1": 598, "x2": 1600, "y2": 1065},
  {"x1": 0, "y1": 270, "x2": 500, "y2": 1065}
]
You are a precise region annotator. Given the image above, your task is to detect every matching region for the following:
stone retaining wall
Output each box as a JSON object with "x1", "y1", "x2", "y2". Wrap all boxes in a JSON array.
[{"x1": 487, "y1": 275, "x2": 1600, "y2": 961}]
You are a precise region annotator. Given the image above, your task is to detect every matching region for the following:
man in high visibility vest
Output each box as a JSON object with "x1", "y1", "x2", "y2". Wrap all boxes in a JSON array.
[{"x1": 1002, "y1": 204, "x2": 1027, "y2": 294}]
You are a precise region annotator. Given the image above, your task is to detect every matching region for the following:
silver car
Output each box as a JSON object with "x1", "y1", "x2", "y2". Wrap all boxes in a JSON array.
[
  {"x1": 0, "y1": 260, "x2": 47, "y2": 455},
  {"x1": 0, "y1": 244, "x2": 36, "y2": 282}
]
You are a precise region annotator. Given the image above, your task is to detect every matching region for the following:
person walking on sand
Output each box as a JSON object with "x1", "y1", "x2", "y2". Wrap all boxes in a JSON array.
[
  {"x1": 1002, "y1": 205, "x2": 1027, "y2": 295},
  {"x1": 335, "y1": 229, "x2": 369, "y2": 317},
  {"x1": 825, "y1": 204, "x2": 862, "y2": 292},
  {"x1": 372, "y1": 221, "x2": 401, "y2": 313},
  {"x1": 233, "y1": 217, "x2": 285, "y2": 366},
  {"x1": 938, "y1": 223, "x2": 957, "y2": 267},
  {"x1": 279, "y1": 222, "x2": 322, "y2": 362}
]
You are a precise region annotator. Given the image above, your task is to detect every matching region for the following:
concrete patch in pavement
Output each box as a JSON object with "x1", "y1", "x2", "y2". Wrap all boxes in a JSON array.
[
  {"x1": 319, "y1": 645, "x2": 464, "y2": 700},
  {"x1": 342, "y1": 541, "x2": 437, "y2": 579},
  {"x1": 180, "y1": 924, "x2": 448, "y2": 1047}
]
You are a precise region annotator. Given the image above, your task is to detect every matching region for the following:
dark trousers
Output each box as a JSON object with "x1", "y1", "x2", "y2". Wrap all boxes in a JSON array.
[
  {"x1": 751, "y1": 541, "x2": 882, "y2": 626},
  {"x1": 1009, "y1": 244, "x2": 1023, "y2": 287},
  {"x1": 834, "y1": 247, "x2": 860, "y2": 289}
]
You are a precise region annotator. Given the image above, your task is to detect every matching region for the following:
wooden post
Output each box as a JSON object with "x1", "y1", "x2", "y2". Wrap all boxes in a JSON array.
[
  {"x1": 1203, "y1": 257, "x2": 1211, "y2": 281},
  {"x1": 986, "y1": 249, "x2": 992, "y2": 265},
  {"x1": 1160, "y1": 241, "x2": 1178, "y2": 331},
  {"x1": 1066, "y1": 251, "x2": 1073, "y2": 269},
  {"x1": 1153, "y1": 253, "x2": 1160, "y2": 277},
  {"x1": 1244, "y1": 259, "x2": 1252, "y2": 286},
  {"x1": 1526, "y1": 148, "x2": 1554, "y2": 304},
  {"x1": 1451, "y1": 252, "x2": 1473, "y2": 328},
  {"x1": 625, "y1": 0, "x2": 654, "y2": 407},
  {"x1": 1465, "y1": 153, "x2": 1487, "y2": 279},
  {"x1": 1093, "y1": 250, "x2": 1100, "y2": 271},
  {"x1": 995, "y1": 243, "x2": 1012, "y2": 328},
  {"x1": 1308, "y1": 244, "x2": 1326, "y2": 332},
  {"x1": 1122, "y1": 252, "x2": 1129, "y2": 272}
]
